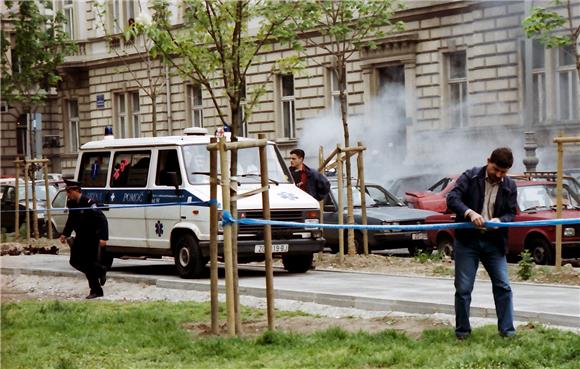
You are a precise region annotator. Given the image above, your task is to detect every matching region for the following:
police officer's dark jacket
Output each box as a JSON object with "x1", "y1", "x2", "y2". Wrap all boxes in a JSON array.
[
  {"x1": 446, "y1": 166, "x2": 517, "y2": 253},
  {"x1": 62, "y1": 195, "x2": 109, "y2": 242},
  {"x1": 289, "y1": 164, "x2": 331, "y2": 201}
]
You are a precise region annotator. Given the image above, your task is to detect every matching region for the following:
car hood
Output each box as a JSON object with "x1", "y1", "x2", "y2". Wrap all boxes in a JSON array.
[
  {"x1": 520, "y1": 208, "x2": 580, "y2": 219},
  {"x1": 353, "y1": 206, "x2": 440, "y2": 222}
]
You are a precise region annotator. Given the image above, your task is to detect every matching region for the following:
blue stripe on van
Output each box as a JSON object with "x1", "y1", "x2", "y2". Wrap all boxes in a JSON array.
[{"x1": 83, "y1": 189, "x2": 205, "y2": 205}]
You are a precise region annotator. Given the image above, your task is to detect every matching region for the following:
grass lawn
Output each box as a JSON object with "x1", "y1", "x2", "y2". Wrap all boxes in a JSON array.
[{"x1": 1, "y1": 300, "x2": 579, "y2": 369}]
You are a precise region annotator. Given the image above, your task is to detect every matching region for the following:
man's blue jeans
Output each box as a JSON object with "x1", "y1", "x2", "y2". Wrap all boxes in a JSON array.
[{"x1": 454, "y1": 237, "x2": 515, "y2": 337}]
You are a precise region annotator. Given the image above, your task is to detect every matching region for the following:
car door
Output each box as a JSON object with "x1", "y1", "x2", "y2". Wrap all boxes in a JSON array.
[
  {"x1": 0, "y1": 185, "x2": 16, "y2": 232},
  {"x1": 322, "y1": 192, "x2": 339, "y2": 244},
  {"x1": 50, "y1": 189, "x2": 69, "y2": 234}
]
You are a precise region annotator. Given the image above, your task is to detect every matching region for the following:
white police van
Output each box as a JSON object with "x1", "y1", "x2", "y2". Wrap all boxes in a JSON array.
[{"x1": 70, "y1": 128, "x2": 323, "y2": 278}]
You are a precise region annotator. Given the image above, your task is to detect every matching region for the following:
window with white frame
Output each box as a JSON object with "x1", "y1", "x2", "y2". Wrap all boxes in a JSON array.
[
  {"x1": 110, "y1": 0, "x2": 136, "y2": 34},
  {"x1": 68, "y1": 100, "x2": 80, "y2": 153},
  {"x1": 329, "y1": 68, "x2": 345, "y2": 114},
  {"x1": 188, "y1": 85, "x2": 203, "y2": 127},
  {"x1": 116, "y1": 93, "x2": 128, "y2": 138},
  {"x1": 447, "y1": 51, "x2": 468, "y2": 128},
  {"x1": 281, "y1": 74, "x2": 295, "y2": 139},
  {"x1": 532, "y1": 39, "x2": 546, "y2": 123},
  {"x1": 115, "y1": 92, "x2": 140, "y2": 138},
  {"x1": 62, "y1": 0, "x2": 75, "y2": 39},
  {"x1": 557, "y1": 44, "x2": 578, "y2": 121},
  {"x1": 131, "y1": 92, "x2": 140, "y2": 137}
]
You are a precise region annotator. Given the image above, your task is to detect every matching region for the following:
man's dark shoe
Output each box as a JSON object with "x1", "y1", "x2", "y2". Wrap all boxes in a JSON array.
[
  {"x1": 456, "y1": 334, "x2": 470, "y2": 341},
  {"x1": 85, "y1": 291, "x2": 104, "y2": 299}
]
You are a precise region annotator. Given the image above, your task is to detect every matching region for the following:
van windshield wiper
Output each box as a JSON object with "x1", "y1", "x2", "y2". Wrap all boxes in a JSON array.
[
  {"x1": 523, "y1": 205, "x2": 551, "y2": 212},
  {"x1": 191, "y1": 171, "x2": 219, "y2": 176},
  {"x1": 239, "y1": 173, "x2": 279, "y2": 185}
]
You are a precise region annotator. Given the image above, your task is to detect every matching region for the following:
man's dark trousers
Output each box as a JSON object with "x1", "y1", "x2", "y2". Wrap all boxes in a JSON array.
[
  {"x1": 454, "y1": 236, "x2": 515, "y2": 337},
  {"x1": 69, "y1": 237, "x2": 103, "y2": 295}
]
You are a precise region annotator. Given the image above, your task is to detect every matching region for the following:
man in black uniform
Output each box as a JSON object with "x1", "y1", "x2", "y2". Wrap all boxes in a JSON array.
[{"x1": 59, "y1": 179, "x2": 109, "y2": 299}]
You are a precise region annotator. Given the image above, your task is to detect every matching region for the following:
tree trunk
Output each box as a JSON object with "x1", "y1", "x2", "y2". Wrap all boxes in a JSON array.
[
  {"x1": 151, "y1": 93, "x2": 157, "y2": 137},
  {"x1": 337, "y1": 65, "x2": 356, "y2": 256},
  {"x1": 229, "y1": 102, "x2": 242, "y2": 334}
]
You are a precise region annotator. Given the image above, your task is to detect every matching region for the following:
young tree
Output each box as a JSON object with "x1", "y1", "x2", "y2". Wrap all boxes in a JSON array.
[
  {"x1": 94, "y1": 3, "x2": 166, "y2": 137},
  {"x1": 522, "y1": 0, "x2": 580, "y2": 78},
  {"x1": 1, "y1": 0, "x2": 76, "y2": 156},
  {"x1": 134, "y1": 0, "x2": 301, "y2": 334},
  {"x1": 289, "y1": 0, "x2": 404, "y2": 256}
]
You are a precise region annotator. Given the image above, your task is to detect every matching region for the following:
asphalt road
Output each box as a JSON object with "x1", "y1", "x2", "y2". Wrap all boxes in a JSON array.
[{"x1": 1, "y1": 254, "x2": 579, "y2": 328}]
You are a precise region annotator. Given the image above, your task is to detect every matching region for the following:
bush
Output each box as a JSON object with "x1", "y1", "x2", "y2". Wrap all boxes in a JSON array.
[{"x1": 518, "y1": 250, "x2": 534, "y2": 280}]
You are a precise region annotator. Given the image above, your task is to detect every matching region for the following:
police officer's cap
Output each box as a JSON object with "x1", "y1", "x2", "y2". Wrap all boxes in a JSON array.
[{"x1": 64, "y1": 179, "x2": 82, "y2": 190}]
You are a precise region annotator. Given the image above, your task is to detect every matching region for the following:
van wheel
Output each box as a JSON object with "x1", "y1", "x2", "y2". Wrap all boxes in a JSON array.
[
  {"x1": 437, "y1": 237, "x2": 454, "y2": 258},
  {"x1": 282, "y1": 254, "x2": 313, "y2": 273},
  {"x1": 529, "y1": 237, "x2": 553, "y2": 265},
  {"x1": 100, "y1": 250, "x2": 114, "y2": 270},
  {"x1": 174, "y1": 234, "x2": 206, "y2": 278}
]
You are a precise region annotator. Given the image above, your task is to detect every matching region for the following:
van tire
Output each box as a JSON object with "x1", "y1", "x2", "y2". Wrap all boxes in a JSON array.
[
  {"x1": 174, "y1": 234, "x2": 205, "y2": 278},
  {"x1": 282, "y1": 253, "x2": 313, "y2": 273},
  {"x1": 100, "y1": 250, "x2": 114, "y2": 270}
]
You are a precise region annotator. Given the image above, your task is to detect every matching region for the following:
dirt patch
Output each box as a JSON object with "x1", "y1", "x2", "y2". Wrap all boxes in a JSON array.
[
  {"x1": 1, "y1": 238, "x2": 66, "y2": 256},
  {"x1": 184, "y1": 315, "x2": 450, "y2": 339},
  {"x1": 310, "y1": 253, "x2": 580, "y2": 286}
]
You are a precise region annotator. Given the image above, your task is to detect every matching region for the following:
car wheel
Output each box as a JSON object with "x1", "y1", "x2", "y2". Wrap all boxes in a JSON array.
[
  {"x1": 347, "y1": 232, "x2": 365, "y2": 255},
  {"x1": 528, "y1": 237, "x2": 554, "y2": 265},
  {"x1": 437, "y1": 237, "x2": 454, "y2": 258},
  {"x1": 174, "y1": 234, "x2": 206, "y2": 278},
  {"x1": 282, "y1": 254, "x2": 313, "y2": 273}
]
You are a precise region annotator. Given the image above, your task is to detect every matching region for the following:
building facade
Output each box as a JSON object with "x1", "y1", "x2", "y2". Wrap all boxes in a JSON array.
[{"x1": 1, "y1": 0, "x2": 579, "y2": 177}]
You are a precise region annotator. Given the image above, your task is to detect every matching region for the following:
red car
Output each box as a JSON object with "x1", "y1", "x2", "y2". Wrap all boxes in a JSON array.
[
  {"x1": 404, "y1": 176, "x2": 457, "y2": 213},
  {"x1": 426, "y1": 180, "x2": 580, "y2": 265},
  {"x1": 406, "y1": 172, "x2": 580, "y2": 214}
]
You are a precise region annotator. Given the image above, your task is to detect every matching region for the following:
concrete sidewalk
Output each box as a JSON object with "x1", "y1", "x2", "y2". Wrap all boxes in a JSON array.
[{"x1": 1, "y1": 254, "x2": 579, "y2": 328}]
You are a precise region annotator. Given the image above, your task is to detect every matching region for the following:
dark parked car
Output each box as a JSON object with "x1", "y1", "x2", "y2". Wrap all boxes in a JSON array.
[
  {"x1": 322, "y1": 182, "x2": 439, "y2": 254},
  {"x1": 0, "y1": 179, "x2": 58, "y2": 236},
  {"x1": 426, "y1": 180, "x2": 580, "y2": 264}
]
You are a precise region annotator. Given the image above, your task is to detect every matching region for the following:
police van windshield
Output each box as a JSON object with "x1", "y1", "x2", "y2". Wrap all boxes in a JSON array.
[{"x1": 182, "y1": 144, "x2": 291, "y2": 185}]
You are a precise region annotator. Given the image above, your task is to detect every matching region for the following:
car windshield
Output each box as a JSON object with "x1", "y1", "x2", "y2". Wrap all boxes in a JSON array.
[
  {"x1": 182, "y1": 144, "x2": 291, "y2": 185},
  {"x1": 365, "y1": 185, "x2": 402, "y2": 206},
  {"x1": 331, "y1": 186, "x2": 376, "y2": 207},
  {"x1": 517, "y1": 184, "x2": 579, "y2": 211},
  {"x1": 1, "y1": 184, "x2": 57, "y2": 203}
]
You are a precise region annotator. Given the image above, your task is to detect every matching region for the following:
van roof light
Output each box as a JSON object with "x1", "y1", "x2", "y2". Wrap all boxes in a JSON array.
[
  {"x1": 104, "y1": 126, "x2": 114, "y2": 140},
  {"x1": 184, "y1": 127, "x2": 208, "y2": 136}
]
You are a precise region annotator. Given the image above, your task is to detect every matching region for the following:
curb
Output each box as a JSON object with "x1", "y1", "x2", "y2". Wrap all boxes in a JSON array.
[{"x1": 2, "y1": 266, "x2": 578, "y2": 329}]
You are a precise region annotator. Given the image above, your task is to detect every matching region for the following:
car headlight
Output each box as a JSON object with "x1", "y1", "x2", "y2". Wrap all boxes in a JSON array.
[{"x1": 563, "y1": 227, "x2": 575, "y2": 237}]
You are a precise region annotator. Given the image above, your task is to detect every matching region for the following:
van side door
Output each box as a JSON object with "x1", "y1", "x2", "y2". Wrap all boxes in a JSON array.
[
  {"x1": 107, "y1": 150, "x2": 151, "y2": 248},
  {"x1": 146, "y1": 148, "x2": 183, "y2": 249}
]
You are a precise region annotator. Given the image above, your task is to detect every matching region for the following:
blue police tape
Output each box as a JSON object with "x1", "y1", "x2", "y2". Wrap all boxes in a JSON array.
[
  {"x1": 0, "y1": 199, "x2": 218, "y2": 213},
  {"x1": 221, "y1": 210, "x2": 580, "y2": 231}
]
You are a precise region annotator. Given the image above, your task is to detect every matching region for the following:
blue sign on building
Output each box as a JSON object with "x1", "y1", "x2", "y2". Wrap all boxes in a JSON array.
[{"x1": 96, "y1": 94, "x2": 105, "y2": 108}]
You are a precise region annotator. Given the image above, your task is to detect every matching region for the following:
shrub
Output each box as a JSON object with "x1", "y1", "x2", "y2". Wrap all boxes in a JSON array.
[{"x1": 517, "y1": 250, "x2": 534, "y2": 280}]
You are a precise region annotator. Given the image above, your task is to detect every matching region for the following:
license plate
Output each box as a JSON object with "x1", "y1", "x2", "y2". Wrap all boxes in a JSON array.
[
  {"x1": 412, "y1": 232, "x2": 427, "y2": 240},
  {"x1": 255, "y1": 243, "x2": 289, "y2": 253}
]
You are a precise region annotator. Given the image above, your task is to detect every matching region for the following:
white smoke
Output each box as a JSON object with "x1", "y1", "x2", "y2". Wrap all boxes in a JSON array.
[{"x1": 297, "y1": 83, "x2": 555, "y2": 191}]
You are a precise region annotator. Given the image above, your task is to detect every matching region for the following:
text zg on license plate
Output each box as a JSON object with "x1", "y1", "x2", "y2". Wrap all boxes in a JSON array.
[{"x1": 255, "y1": 244, "x2": 289, "y2": 253}]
